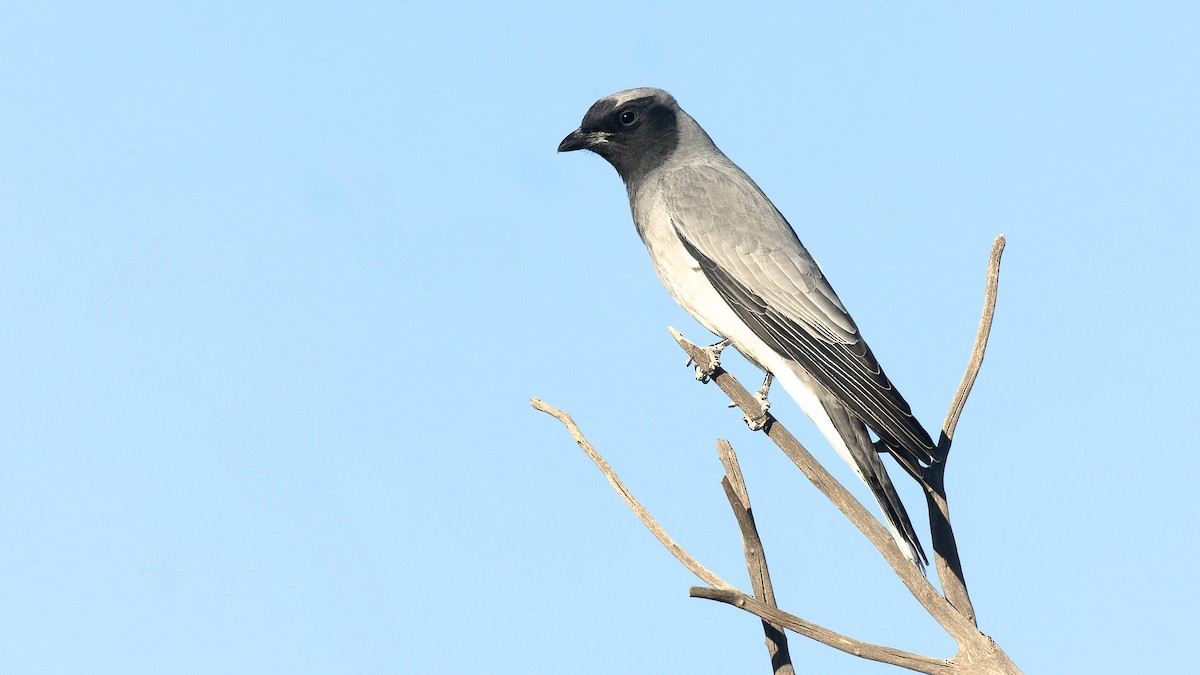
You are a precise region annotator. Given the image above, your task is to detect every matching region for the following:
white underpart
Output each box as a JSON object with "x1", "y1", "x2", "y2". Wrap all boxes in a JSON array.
[{"x1": 631, "y1": 187, "x2": 920, "y2": 566}]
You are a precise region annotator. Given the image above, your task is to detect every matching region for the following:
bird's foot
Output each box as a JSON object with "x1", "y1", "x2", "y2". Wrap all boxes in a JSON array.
[
  {"x1": 685, "y1": 338, "x2": 732, "y2": 383},
  {"x1": 730, "y1": 373, "x2": 772, "y2": 430},
  {"x1": 754, "y1": 373, "x2": 773, "y2": 406}
]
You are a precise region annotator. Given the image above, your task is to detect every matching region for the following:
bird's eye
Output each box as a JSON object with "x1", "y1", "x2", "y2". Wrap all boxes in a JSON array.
[{"x1": 619, "y1": 109, "x2": 637, "y2": 126}]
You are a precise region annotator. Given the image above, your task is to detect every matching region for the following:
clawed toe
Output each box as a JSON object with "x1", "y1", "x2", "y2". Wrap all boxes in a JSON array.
[
  {"x1": 743, "y1": 373, "x2": 772, "y2": 430},
  {"x1": 689, "y1": 338, "x2": 732, "y2": 383}
]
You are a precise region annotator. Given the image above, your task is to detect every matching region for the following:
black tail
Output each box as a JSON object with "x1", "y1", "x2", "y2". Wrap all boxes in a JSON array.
[{"x1": 822, "y1": 396, "x2": 928, "y2": 568}]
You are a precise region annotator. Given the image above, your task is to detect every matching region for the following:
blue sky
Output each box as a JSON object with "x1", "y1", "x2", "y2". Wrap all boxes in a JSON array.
[{"x1": 2, "y1": 2, "x2": 1197, "y2": 673}]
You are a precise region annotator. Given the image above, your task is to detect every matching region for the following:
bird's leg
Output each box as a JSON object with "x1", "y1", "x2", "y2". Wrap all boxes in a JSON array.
[
  {"x1": 685, "y1": 338, "x2": 732, "y2": 383},
  {"x1": 731, "y1": 373, "x2": 772, "y2": 431},
  {"x1": 754, "y1": 373, "x2": 773, "y2": 406}
]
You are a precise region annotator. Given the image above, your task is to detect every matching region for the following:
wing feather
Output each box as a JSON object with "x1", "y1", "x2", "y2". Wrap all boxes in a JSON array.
[{"x1": 662, "y1": 163, "x2": 939, "y2": 466}]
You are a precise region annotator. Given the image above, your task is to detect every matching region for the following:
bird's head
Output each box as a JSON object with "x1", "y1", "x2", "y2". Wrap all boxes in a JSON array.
[{"x1": 558, "y1": 88, "x2": 681, "y2": 184}]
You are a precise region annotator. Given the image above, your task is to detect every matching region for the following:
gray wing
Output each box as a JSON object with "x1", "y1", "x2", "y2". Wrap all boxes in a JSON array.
[{"x1": 661, "y1": 163, "x2": 939, "y2": 466}]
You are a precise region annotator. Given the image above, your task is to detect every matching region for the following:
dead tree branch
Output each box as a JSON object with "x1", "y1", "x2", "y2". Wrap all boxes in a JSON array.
[
  {"x1": 532, "y1": 399, "x2": 942, "y2": 671},
  {"x1": 892, "y1": 234, "x2": 1006, "y2": 624},
  {"x1": 532, "y1": 236, "x2": 1018, "y2": 673},
  {"x1": 717, "y1": 440, "x2": 794, "y2": 675},
  {"x1": 940, "y1": 234, "x2": 1007, "y2": 452},
  {"x1": 690, "y1": 588, "x2": 949, "y2": 674},
  {"x1": 670, "y1": 330, "x2": 972, "y2": 636},
  {"x1": 925, "y1": 234, "x2": 1005, "y2": 623},
  {"x1": 530, "y1": 397, "x2": 734, "y2": 592},
  {"x1": 665, "y1": 337, "x2": 1019, "y2": 673},
  {"x1": 533, "y1": 395, "x2": 1019, "y2": 673}
]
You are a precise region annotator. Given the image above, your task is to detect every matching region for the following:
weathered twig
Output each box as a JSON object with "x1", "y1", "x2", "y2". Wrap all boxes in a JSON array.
[
  {"x1": 690, "y1": 587, "x2": 949, "y2": 675},
  {"x1": 921, "y1": 233, "x2": 1006, "y2": 625},
  {"x1": 530, "y1": 397, "x2": 734, "y2": 591},
  {"x1": 717, "y1": 440, "x2": 794, "y2": 675},
  {"x1": 670, "y1": 330, "x2": 974, "y2": 638},
  {"x1": 940, "y1": 234, "x2": 1007, "y2": 454},
  {"x1": 668, "y1": 236, "x2": 1017, "y2": 672},
  {"x1": 662, "y1": 345, "x2": 1020, "y2": 673},
  {"x1": 533, "y1": 397, "x2": 950, "y2": 671},
  {"x1": 535, "y1": 236, "x2": 1016, "y2": 672},
  {"x1": 922, "y1": 467, "x2": 971, "y2": 623}
]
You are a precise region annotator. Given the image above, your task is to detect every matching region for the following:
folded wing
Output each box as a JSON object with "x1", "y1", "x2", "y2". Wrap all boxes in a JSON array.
[{"x1": 661, "y1": 163, "x2": 939, "y2": 467}]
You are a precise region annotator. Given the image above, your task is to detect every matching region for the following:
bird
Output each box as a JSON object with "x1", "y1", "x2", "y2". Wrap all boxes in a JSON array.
[{"x1": 558, "y1": 88, "x2": 940, "y2": 568}]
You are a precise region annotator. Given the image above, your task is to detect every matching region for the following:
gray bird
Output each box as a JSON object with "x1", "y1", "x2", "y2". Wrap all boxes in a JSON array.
[{"x1": 558, "y1": 88, "x2": 939, "y2": 567}]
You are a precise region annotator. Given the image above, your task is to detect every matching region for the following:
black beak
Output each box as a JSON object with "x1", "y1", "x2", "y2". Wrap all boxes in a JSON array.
[{"x1": 557, "y1": 128, "x2": 589, "y2": 153}]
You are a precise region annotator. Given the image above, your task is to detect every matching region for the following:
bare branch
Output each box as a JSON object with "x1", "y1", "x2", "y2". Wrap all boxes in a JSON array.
[
  {"x1": 924, "y1": 234, "x2": 1006, "y2": 624},
  {"x1": 668, "y1": 333, "x2": 976, "y2": 640},
  {"x1": 924, "y1": 468, "x2": 973, "y2": 624},
  {"x1": 530, "y1": 397, "x2": 735, "y2": 591},
  {"x1": 717, "y1": 440, "x2": 795, "y2": 675},
  {"x1": 690, "y1": 587, "x2": 950, "y2": 675},
  {"x1": 940, "y1": 234, "x2": 1006, "y2": 453},
  {"x1": 532, "y1": 235, "x2": 1017, "y2": 673}
]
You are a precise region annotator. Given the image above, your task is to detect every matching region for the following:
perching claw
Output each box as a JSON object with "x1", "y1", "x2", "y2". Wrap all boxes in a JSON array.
[
  {"x1": 743, "y1": 373, "x2": 772, "y2": 430},
  {"x1": 687, "y1": 338, "x2": 732, "y2": 383},
  {"x1": 730, "y1": 373, "x2": 772, "y2": 429}
]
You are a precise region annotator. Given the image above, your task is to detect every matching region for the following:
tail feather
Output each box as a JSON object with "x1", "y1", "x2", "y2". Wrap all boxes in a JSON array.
[
  {"x1": 767, "y1": 358, "x2": 929, "y2": 569},
  {"x1": 824, "y1": 399, "x2": 928, "y2": 569},
  {"x1": 772, "y1": 360, "x2": 931, "y2": 564}
]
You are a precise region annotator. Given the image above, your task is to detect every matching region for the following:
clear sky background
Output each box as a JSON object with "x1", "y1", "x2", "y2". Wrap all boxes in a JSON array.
[{"x1": 2, "y1": 2, "x2": 1197, "y2": 673}]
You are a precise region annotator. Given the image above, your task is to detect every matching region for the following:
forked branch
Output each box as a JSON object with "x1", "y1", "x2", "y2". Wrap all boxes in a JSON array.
[
  {"x1": 531, "y1": 398, "x2": 960, "y2": 673},
  {"x1": 914, "y1": 234, "x2": 1005, "y2": 624},
  {"x1": 529, "y1": 397, "x2": 734, "y2": 592},
  {"x1": 690, "y1": 587, "x2": 948, "y2": 674},
  {"x1": 717, "y1": 440, "x2": 794, "y2": 675},
  {"x1": 669, "y1": 334, "x2": 974, "y2": 638},
  {"x1": 532, "y1": 236, "x2": 1017, "y2": 673},
  {"x1": 940, "y1": 234, "x2": 1007, "y2": 453}
]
